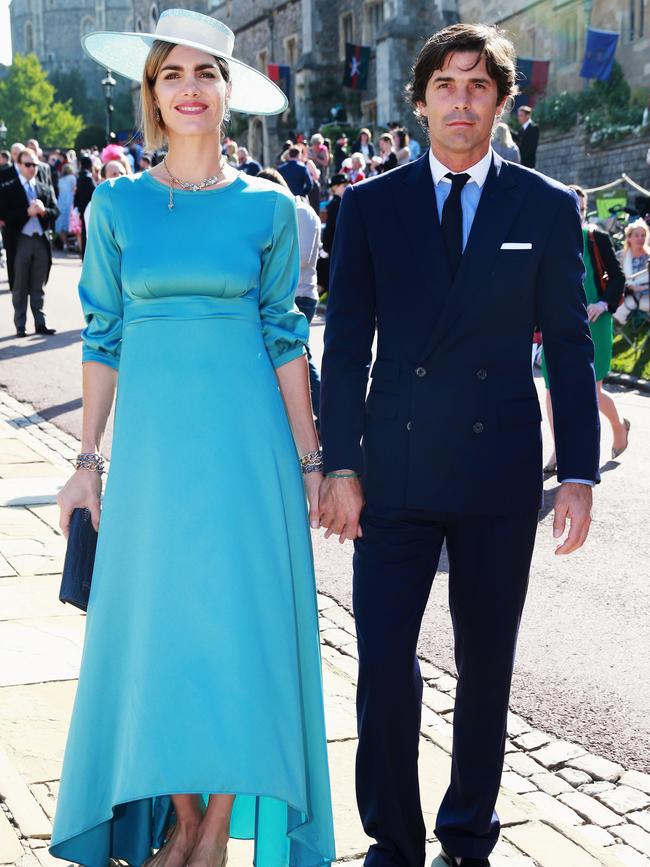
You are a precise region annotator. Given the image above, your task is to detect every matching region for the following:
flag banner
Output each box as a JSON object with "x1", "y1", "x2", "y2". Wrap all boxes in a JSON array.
[
  {"x1": 514, "y1": 58, "x2": 550, "y2": 109},
  {"x1": 268, "y1": 63, "x2": 291, "y2": 96},
  {"x1": 580, "y1": 28, "x2": 619, "y2": 81},
  {"x1": 343, "y1": 43, "x2": 370, "y2": 90}
]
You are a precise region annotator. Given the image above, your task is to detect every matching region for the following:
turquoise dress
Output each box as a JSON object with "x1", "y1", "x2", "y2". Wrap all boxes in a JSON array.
[{"x1": 49, "y1": 172, "x2": 336, "y2": 867}]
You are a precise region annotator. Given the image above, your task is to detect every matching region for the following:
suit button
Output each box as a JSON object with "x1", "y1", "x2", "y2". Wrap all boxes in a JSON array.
[
  {"x1": 406, "y1": 421, "x2": 413, "y2": 431},
  {"x1": 476, "y1": 368, "x2": 488, "y2": 380},
  {"x1": 472, "y1": 421, "x2": 485, "y2": 434},
  {"x1": 415, "y1": 367, "x2": 427, "y2": 377}
]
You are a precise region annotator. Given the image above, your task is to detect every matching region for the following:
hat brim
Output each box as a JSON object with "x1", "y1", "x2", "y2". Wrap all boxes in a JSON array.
[{"x1": 82, "y1": 31, "x2": 288, "y2": 116}]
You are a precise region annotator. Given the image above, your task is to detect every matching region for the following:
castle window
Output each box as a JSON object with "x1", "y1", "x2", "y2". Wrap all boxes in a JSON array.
[
  {"x1": 363, "y1": 1, "x2": 384, "y2": 44},
  {"x1": 24, "y1": 21, "x2": 34, "y2": 52},
  {"x1": 284, "y1": 34, "x2": 298, "y2": 67},
  {"x1": 339, "y1": 11, "x2": 354, "y2": 61},
  {"x1": 258, "y1": 48, "x2": 268, "y2": 74},
  {"x1": 150, "y1": 2, "x2": 159, "y2": 29},
  {"x1": 557, "y1": 13, "x2": 577, "y2": 65},
  {"x1": 80, "y1": 16, "x2": 95, "y2": 38}
]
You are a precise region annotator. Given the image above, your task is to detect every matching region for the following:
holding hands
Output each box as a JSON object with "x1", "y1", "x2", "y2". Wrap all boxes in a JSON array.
[{"x1": 317, "y1": 475, "x2": 364, "y2": 544}]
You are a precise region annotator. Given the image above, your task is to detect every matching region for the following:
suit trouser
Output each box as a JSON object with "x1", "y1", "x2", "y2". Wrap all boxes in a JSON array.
[
  {"x1": 353, "y1": 504, "x2": 538, "y2": 865},
  {"x1": 12, "y1": 234, "x2": 49, "y2": 330}
]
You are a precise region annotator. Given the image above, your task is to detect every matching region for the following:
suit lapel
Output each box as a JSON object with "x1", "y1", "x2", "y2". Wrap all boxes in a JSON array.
[
  {"x1": 417, "y1": 154, "x2": 527, "y2": 363},
  {"x1": 394, "y1": 153, "x2": 452, "y2": 292}
]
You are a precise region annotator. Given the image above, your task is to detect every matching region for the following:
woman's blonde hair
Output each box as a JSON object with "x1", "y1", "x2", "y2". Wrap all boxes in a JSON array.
[
  {"x1": 492, "y1": 121, "x2": 515, "y2": 147},
  {"x1": 140, "y1": 41, "x2": 231, "y2": 151},
  {"x1": 623, "y1": 219, "x2": 650, "y2": 254}
]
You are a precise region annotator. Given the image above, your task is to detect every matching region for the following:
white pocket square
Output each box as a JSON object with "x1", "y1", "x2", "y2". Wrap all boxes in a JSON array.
[{"x1": 501, "y1": 242, "x2": 532, "y2": 250}]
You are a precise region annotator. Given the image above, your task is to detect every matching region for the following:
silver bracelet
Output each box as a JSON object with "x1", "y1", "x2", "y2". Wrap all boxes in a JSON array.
[
  {"x1": 76, "y1": 452, "x2": 105, "y2": 475},
  {"x1": 300, "y1": 449, "x2": 324, "y2": 475}
]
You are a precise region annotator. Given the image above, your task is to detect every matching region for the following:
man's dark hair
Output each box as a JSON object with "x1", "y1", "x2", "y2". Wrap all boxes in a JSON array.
[
  {"x1": 0, "y1": 150, "x2": 10, "y2": 162},
  {"x1": 80, "y1": 155, "x2": 93, "y2": 171},
  {"x1": 288, "y1": 146, "x2": 301, "y2": 159},
  {"x1": 257, "y1": 167, "x2": 289, "y2": 188},
  {"x1": 407, "y1": 23, "x2": 517, "y2": 126}
]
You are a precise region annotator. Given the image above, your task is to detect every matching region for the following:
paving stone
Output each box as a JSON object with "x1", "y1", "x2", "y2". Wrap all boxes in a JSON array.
[
  {"x1": 606, "y1": 844, "x2": 650, "y2": 866},
  {"x1": 323, "y1": 605, "x2": 356, "y2": 635},
  {"x1": 504, "y1": 820, "x2": 605, "y2": 866},
  {"x1": 522, "y1": 791, "x2": 584, "y2": 826},
  {"x1": 504, "y1": 751, "x2": 544, "y2": 778},
  {"x1": 629, "y1": 812, "x2": 650, "y2": 833},
  {"x1": 30, "y1": 785, "x2": 56, "y2": 823},
  {"x1": 319, "y1": 627, "x2": 357, "y2": 648},
  {"x1": 558, "y1": 767, "x2": 593, "y2": 787},
  {"x1": 0, "y1": 807, "x2": 24, "y2": 865},
  {"x1": 419, "y1": 660, "x2": 443, "y2": 680},
  {"x1": 0, "y1": 618, "x2": 84, "y2": 687},
  {"x1": 27, "y1": 506, "x2": 63, "y2": 535},
  {"x1": 0, "y1": 463, "x2": 63, "y2": 480},
  {"x1": 316, "y1": 593, "x2": 335, "y2": 611},
  {"x1": 610, "y1": 824, "x2": 650, "y2": 856},
  {"x1": 0, "y1": 554, "x2": 15, "y2": 578},
  {"x1": 620, "y1": 772, "x2": 650, "y2": 796},
  {"x1": 558, "y1": 791, "x2": 621, "y2": 827},
  {"x1": 512, "y1": 730, "x2": 550, "y2": 752},
  {"x1": 576, "y1": 824, "x2": 617, "y2": 848},
  {"x1": 506, "y1": 712, "x2": 531, "y2": 738},
  {"x1": 433, "y1": 674, "x2": 456, "y2": 693},
  {"x1": 567, "y1": 754, "x2": 625, "y2": 783},
  {"x1": 0, "y1": 576, "x2": 80, "y2": 621},
  {"x1": 0, "y1": 747, "x2": 50, "y2": 838},
  {"x1": 580, "y1": 781, "x2": 616, "y2": 796},
  {"x1": 500, "y1": 771, "x2": 537, "y2": 795},
  {"x1": 422, "y1": 687, "x2": 455, "y2": 715},
  {"x1": 529, "y1": 739, "x2": 586, "y2": 769},
  {"x1": 598, "y1": 786, "x2": 650, "y2": 815},
  {"x1": 320, "y1": 645, "x2": 358, "y2": 683},
  {"x1": 0, "y1": 682, "x2": 76, "y2": 784},
  {"x1": 322, "y1": 662, "x2": 358, "y2": 742},
  {"x1": 0, "y1": 538, "x2": 65, "y2": 577},
  {"x1": 0, "y1": 507, "x2": 57, "y2": 540},
  {"x1": 530, "y1": 771, "x2": 573, "y2": 797}
]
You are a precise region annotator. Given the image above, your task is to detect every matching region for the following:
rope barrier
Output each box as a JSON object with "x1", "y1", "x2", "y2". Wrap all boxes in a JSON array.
[{"x1": 583, "y1": 174, "x2": 650, "y2": 196}]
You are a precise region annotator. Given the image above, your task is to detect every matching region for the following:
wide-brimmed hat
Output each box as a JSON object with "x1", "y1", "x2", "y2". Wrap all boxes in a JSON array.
[
  {"x1": 81, "y1": 8, "x2": 288, "y2": 116},
  {"x1": 329, "y1": 173, "x2": 349, "y2": 187}
]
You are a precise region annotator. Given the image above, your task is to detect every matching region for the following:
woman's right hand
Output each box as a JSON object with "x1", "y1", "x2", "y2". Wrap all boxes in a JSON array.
[{"x1": 57, "y1": 469, "x2": 102, "y2": 539}]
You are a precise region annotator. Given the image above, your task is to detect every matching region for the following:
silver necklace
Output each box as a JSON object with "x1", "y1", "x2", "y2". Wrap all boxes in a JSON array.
[{"x1": 163, "y1": 156, "x2": 226, "y2": 210}]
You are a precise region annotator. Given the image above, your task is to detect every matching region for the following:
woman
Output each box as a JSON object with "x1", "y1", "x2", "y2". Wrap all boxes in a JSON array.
[
  {"x1": 392, "y1": 128, "x2": 410, "y2": 165},
  {"x1": 298, "y1": 141, "x2": 322, "y2": 214},
  {"x1": 615, "y1": 218, "x2": 650, "y2": 326},
  {"x1": 377, "y1": 133, "x2": 397, "y2": 173},
  {"x1": 308, "y1": 133, "x2": 330, "y2": 183},
  {"x1": 542, "y1": 185, "x2": 630, "y2": 471},
  {"x1": 54, "y1": 164, "x2": 76, "y2": 250},
  {"x1": 491, "y1": 121, "x2": 520, "y2": 163},
  {"x1": 346, "y1": 152, "x2": 366, "y2": 184},
  {"x1": 351, "y1": 128, "x2": 374, "y2": 163},
  {"x1": 50, "y1": 10, "x2": 336, "y2": 867}
]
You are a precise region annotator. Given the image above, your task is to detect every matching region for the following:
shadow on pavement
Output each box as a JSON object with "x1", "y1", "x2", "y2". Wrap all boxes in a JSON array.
[
  {"x1": 0, "y1": 329, "x2": 81, "y2": 358},
  {"x1": 38, "y1": 397, "x2": 83, "y2": 421}
]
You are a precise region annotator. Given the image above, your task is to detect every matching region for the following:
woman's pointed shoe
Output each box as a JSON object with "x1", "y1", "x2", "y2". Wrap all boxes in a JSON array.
[{"x1": 612, "y1": 418, "x2": 631, "y2": 459}]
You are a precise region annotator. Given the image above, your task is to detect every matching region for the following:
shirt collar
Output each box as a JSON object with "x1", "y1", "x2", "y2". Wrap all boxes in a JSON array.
[
  {"x1": 428, "y1": 147, "x2": 493, "y2": 190},
  {"x1": 522, "y1": 119, "x2": 531, "y2": 130},
  {"x1": 19, "y1": 173, "x2": 35, "y2": 189}
]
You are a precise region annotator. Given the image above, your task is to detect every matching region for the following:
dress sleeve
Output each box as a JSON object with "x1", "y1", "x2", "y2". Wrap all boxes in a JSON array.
[
  {"x1": 259, "y1": 191, "x2": 308, "y2": 368},
  {"x1": 78, "y1": 181, "x2": 123, "y2": 370}
]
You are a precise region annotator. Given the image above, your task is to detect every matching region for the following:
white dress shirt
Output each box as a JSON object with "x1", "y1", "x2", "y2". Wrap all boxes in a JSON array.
[{"x1": 19, "y1": 175, "x2": 44, "y2": 236}]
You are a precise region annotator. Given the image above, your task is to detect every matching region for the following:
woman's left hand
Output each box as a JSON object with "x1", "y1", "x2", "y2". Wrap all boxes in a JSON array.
[
  {"x1": 304, "y1": 472, "x2": 322, "y2": 530},
  {"x1": 587, "y1": 301, "x2": 608, "y2": 322}
]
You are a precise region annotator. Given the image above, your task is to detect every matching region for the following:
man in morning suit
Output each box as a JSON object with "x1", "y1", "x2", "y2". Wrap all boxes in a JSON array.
[
  {"x1": 277, "y1": 146, "x2": 314, "y2": 197},
  {"x1": 514, "y1": 105, "x2": 539, "y2": 169},
  {"x1": 319, "y1": 24, "x2": 599, "y2": 867},
  {"x1": 3, "y1": 148, "x2": 59, "y2": 336}
]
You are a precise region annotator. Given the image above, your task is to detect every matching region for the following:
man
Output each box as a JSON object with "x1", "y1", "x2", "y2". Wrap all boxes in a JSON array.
[
  {"x1": 3, "y1": 148, "x2": 59, "y2": 336},
  {"x1": 319, "y1": 23, "x2": 598, "y2": 867},
  {"x1": 26, "y1": 138, "x2": 56, "y2": 194},
  {"x1": 514, "y1": 105, "x2": 539, "y2": 169},
  {"x1": 0, "y1": 151, "x2": 10, "y2": 168},
  {"x1": 278, "y1": 146, "x2": 313, "y2": 197},
  {"x1": 237, "y1": 146, "x2": 262, "y2": 176},
  {"x1": 317, "y1": 173, "x2": 348, "y2": 295}
]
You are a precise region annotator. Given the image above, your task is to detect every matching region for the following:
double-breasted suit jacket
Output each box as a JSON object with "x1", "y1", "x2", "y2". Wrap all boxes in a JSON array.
[{"x1": 321, "y1": 150, "x2": 600, "y2": 515}]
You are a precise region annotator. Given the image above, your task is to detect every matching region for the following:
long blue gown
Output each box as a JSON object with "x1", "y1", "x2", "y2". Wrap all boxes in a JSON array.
[{"x1": 49, "y1": 171, "x2": 336, "y2": 867}]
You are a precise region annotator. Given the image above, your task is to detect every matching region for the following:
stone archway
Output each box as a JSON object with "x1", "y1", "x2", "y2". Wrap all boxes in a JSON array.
[{"x1": 249, "y1": 118, "x2": 265, "y2": 166}]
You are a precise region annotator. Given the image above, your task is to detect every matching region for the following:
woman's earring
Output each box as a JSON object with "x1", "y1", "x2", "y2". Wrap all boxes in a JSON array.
[
  {"x1": 224, "y1": 105, "x2": 231, "y2": 123},
  {"x1": 155, "y1": 106, "x2": 161, "y2": 122}
]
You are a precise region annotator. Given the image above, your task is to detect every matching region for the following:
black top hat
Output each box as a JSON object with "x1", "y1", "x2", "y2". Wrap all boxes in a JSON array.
[{"x1": 329, "y1": 173, "x2": 349, "y2": 187}]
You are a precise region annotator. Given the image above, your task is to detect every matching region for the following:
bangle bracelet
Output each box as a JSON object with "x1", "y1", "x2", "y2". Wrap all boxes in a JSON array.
[
  {"x1": 300, "y1": 449, "x2": 324, "y2": 474},
  {"x1": 326, "y1": 471, "x2": 359, "y2": 479}
]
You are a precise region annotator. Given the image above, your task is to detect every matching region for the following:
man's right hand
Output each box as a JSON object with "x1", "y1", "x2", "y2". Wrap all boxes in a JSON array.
[{"x1": 319, "y1": 474, "x2": 365, "y2": 544}]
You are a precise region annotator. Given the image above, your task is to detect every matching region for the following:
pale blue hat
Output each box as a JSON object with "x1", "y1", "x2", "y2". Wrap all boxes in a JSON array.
[{"x1": 82, "y1": 8, "x2": 288, "y2": 116}]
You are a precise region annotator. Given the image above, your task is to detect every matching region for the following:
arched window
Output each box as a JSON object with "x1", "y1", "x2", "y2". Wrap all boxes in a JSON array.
[
  {"x1": 136, "y1": 17, "x2": 144, "y2": 32},
  {"x1": 24, "y1": 21, "x2": 34, "y2": 52},
  {"x1": 80, "y1": 16, "x2": 95, "y2": 38},
  {"x1": 150, "y1": 2, "x2": 159, "y2": 29}
]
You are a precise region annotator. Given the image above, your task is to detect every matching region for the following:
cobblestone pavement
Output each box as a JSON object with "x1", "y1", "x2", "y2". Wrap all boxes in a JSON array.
[{"x1": 1, "y1": 388, "x2": 650, "y2": 867}]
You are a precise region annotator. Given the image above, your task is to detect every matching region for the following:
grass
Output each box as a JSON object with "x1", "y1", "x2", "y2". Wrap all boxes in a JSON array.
[{"x1": 611, "y1": 318, "x2": 650, "y2": 379}]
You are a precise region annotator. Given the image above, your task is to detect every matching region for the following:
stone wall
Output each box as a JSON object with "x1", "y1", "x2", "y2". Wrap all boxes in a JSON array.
[{"x1": 535, "y1": 127, "x2": 650, "y2": 200}]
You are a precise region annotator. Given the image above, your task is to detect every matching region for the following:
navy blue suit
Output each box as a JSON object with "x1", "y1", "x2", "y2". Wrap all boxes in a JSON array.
[
  {"x1": 277, "y1": 159, "x2": 314, "y2": 197},
  {"x1": 320, "y1": 152, "x2": 600, "y2": 863}
]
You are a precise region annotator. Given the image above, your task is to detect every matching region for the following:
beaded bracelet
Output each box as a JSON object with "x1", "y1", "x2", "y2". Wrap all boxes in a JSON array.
[
  {"x1": 300, "y1": 449, "x2": 324, "y2": 475},
  {"x1": 76, "y1": 452, "x2": 105, "y2": 475},
  {"x1": 326, "y1": 471, "x2": 359, "y2": 479}
]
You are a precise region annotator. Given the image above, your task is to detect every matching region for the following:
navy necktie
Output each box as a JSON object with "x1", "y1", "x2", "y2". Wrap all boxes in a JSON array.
[{"x1": 441, "y1": 172, "x2": 470, "y2": 278}]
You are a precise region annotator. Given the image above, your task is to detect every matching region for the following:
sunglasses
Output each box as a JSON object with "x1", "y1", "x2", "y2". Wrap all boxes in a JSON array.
[{"x1": 21, "y1": 161, "x2": 37, "y2": 168}]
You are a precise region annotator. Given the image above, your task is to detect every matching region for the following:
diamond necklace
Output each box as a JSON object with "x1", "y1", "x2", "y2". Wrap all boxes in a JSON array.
[{"x1": 163, "y1": 156, "x2": 227, "y2": 211}]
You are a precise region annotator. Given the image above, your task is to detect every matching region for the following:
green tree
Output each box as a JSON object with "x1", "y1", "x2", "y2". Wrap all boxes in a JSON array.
[{"x1": 0, "y1": 53, "x2": 83, "y2": 148}]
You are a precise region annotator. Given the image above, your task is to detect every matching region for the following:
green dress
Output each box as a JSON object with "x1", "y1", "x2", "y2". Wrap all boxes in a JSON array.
[
  {"x1": 542, "y1": 226, "x2": 612, "y2": 385},
  {"x1": 49, "y1": 172, "x2": 336, "y2": 867}
]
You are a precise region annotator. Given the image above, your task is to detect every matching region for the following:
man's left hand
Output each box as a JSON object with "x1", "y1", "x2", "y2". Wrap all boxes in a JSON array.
[{"x1": 553, "y1": 482, "x2": 593, "y2": 555}]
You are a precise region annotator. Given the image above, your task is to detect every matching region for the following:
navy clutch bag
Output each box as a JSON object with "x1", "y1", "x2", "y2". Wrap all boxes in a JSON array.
[{"x1": 59, "y1": 508, "x2": 98, "y2": 612}]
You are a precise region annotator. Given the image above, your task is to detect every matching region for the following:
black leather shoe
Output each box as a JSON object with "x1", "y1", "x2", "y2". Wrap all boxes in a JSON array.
[
  {"x1": 440, "y1": 849, "x2": 490, "y2": 867},
  {"x1": 16, "y1": 328, "x2": 27, "y2": 338},
  {"x1": 35, "y1": 325, "x2": 56, "y2": 335}
]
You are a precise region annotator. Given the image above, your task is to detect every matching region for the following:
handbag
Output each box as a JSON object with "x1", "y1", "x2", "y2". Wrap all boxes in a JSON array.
[{"x1": 59, "y1": 508, "x2": 98, "y2": 612}]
